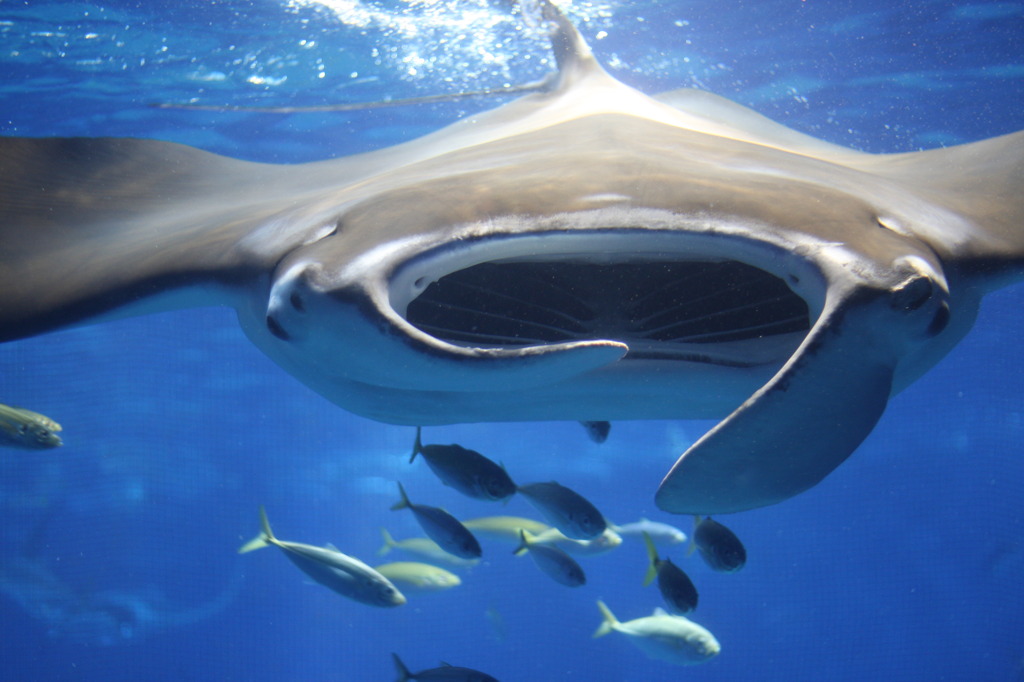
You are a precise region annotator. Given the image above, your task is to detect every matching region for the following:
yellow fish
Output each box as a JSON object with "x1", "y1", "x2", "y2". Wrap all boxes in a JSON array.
[
  {"x1": 0, "y1": 403, "x2": 62, "y2": 449},
  {"x1": 373, "y1": 562, "x2": 462, "y2": 594}
]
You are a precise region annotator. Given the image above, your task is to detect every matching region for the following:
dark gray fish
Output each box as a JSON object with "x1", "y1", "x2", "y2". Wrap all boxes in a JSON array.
[
  {"x1": 410, "y1": 427, "x2": 517, "y2": 501},
  {"x1": 391, "y1": 482, "x2": 482, "y2": 559},
  {"x1": 692, "y1": 516, "x2": 746, "y2": 573},
  {"x1": 643, "y1": 531, "x2": 698, "y2": 614},
  {"x1": 513, "y1": 529, "x2": 586, "y2": 588},
  {"x1": 378, "y1": 528, "x2": 480, "y2": 568},
  {"x1": 516, "y1": 481, "x2": 606, "y2": 540},
  {"x1": 238, "y1": 507, "x2": 406, "y2": 607},
  {"x1": 392, "y1": 653, "x2": 499, "y2": 682},
  {"x1": 580, "y1": 420, "x2": 611, "y2": 443}
]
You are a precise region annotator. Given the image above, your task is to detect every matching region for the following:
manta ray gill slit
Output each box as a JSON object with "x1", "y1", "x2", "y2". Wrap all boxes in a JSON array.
[{"x1": 398, "y1": 249, "x2": 811, "y2": 367}]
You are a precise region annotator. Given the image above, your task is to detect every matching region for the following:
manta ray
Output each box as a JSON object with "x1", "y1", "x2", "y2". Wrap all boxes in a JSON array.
[{"x1": 1, "y1": 3, "x2": 1021, "y2": 514}]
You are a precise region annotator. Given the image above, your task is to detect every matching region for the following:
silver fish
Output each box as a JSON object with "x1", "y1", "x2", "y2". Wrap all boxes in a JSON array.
[
  {"x1": 611, "y1": 518, "x2": 687, "y2": 545},
  {"x1": 239, "y1": 506, "x2": 406, "y2": 608},
  {"x1": 594, "y1": 600, "x2": 720, "y2": 666},
  {"x1": 530, "y1": 526, "x2": 622, "y2": 557}
]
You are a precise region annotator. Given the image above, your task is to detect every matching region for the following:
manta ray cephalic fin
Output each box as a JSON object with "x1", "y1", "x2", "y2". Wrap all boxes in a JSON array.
[{"x1": 654, "y1": 270, "x2": 950, "y2": 515}]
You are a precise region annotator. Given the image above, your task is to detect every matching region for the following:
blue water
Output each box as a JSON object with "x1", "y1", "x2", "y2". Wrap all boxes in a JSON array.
[{"x1": 2, "y1": 1, "x2": 1023, "y2": 680}]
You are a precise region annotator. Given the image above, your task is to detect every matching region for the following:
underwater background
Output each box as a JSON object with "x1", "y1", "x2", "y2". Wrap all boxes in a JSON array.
[{"x1": 1, "y1": 1, "x2": 1022, "y2": 679}]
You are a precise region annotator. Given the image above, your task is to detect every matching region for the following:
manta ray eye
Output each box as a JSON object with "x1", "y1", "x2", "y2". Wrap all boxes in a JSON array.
[{"x1": 890, "y1": 275, "x2": 934, "y2": 312}]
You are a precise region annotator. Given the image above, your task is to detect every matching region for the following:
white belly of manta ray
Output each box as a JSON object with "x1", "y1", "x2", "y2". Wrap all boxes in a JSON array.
[{"x1": 0, "y1": 1, "x2": 1022, "y2": 516}]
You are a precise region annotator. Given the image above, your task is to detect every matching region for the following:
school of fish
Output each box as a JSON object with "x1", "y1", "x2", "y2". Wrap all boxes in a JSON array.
[
  {"x1": 236, "y1": 428, "x2": 748, "y2": 677},
  {"x1": 1, "y1": 398, "x2": 746, "y2": 676}
]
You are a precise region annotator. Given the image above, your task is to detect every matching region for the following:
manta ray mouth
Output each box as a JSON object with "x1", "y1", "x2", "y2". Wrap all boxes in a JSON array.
[{"x1": 398, "y1": 252, "x2": 812, "y2": 367}]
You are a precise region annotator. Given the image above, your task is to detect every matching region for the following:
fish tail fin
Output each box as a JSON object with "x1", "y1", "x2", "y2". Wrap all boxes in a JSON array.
[
  {"x1": 238, "y1": 505, "x2": 275, "y2": 553},
  {"x1": 238, "y1": 535, "x2": 269, "y2": 554},
  {"x1": 390, "y1": 481, "x2": 412, "y2": 511},
  {"x1": 378, "y1": 528, "x2": 395, "y2": 556},
  {"x1": 642, "y1": 531, "x2": 658, "y2": 587},
  {"x1": 594, "y1": 600, "x2": 618, "y2": 638},
  {"x1": 410, "y1": 427, "x2": 423, "y2": 463},
  {"x1": 391, "y1": 653, "x2": 411, "y2": 682},
  {"x1": 259, "y1": 506, "x2": 275, "y2": 541},
  {"x1": 512, "y1": 528, "x2": 532, "y2": 557}
]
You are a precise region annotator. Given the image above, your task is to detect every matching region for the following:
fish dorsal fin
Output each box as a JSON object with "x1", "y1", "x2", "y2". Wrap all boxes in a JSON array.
[
  {"x1": 391, "y1": 481, "x2": 412, "y2": 511},
  {"x1": 391, "y1": 653, "x2": 411, "y2": 682},
  {"x1": 410, "y1": 426, "x2": 424, "y2": 463},
  {"x1": 653, "y1": 607, "x2": 669, "y2": 617},
  {"x1": 513, "y1": 528, "x2": 536, "y2": 556}
]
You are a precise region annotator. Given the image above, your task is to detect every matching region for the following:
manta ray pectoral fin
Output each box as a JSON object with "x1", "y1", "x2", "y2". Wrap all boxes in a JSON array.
[
  {"x1": 655, "y1": 272, "x2": 947, "y2": 515},
  {"x1": 0, "y1": 137, "x2": 324, "y2": 341},
  {"x1": 865, "y1": 130, "x2": 1024, "y2": 290},
  {"x1": 653, "y1": 88, "x2": 864, "y2": 159}
]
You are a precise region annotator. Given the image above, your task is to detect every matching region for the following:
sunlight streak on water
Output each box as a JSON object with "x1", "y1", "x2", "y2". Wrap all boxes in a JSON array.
[{"x1": 285, "y1": 0, "x2": 617, "y2": 88}]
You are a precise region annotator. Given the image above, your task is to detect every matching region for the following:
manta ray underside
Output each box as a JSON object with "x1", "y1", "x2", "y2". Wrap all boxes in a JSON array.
[{"x1": 1, "y1": 3, "x2": 1022, "y2": 514}]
